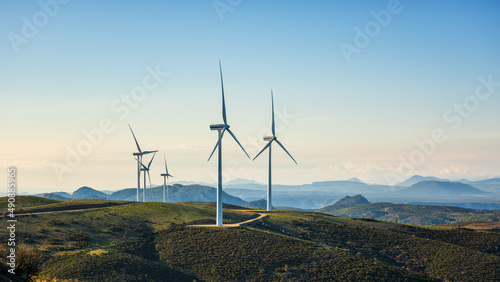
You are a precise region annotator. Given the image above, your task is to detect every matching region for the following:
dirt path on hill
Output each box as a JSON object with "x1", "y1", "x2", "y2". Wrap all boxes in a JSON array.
[{"x1": 189, "y1": 213, "x2": 267, "y2": 228}]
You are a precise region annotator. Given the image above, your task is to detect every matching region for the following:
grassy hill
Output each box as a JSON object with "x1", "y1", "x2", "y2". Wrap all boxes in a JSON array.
[
  {"x1": 1, "y1": 196, "x2": 499, "y2": 281},
  {"x1": 243, "y1": 199, "x2": 269, "y2": 209},
  {"x1": 329, "y1": 194, "x2": 370, "y2": 208},
  {"x1": 317, "y1": 202, "x2": 500, "y2": 225}
]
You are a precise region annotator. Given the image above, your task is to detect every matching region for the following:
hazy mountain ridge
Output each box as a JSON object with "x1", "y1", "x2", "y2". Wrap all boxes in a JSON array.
[
  {"x1": 397, "y1": 175, "x2": 448, "y2": 186},
  {"x1": 50, "y1": 184, "x2": 247, "y2": 206},
  {"x1": 34, "y1": 176, "x2": 500, "y2": 210},
  {"x1": 399, "y1": 181, "x2": 489, "y2": 196},
  {"x1": 37, "y1": 193, "x2": 71, "y2": 201}
]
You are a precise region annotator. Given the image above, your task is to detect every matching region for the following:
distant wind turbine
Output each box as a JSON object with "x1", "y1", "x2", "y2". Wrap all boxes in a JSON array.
[
  {"x1": 129, "y1": 124, "x2": 157, "y2": 202},
  {"x1": 208, "y1": 61, "x2": 250, "y2": 226},
  {"x1": 160, "y1": 152, "x2": 173, "y2": 203},
  {"x1": 140, "y1": 152, "x2": 156, "y2": 202},
  {"x1": 253, "y1": 91, "x2": 298, "y2": 211}
]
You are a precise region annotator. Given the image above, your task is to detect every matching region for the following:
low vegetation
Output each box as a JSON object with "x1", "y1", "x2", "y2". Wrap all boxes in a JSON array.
[{"x1": 0, "y1": 196, "x2": 498, "y2": 281}]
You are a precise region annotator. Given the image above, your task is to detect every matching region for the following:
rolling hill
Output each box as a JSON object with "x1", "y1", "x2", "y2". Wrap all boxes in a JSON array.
[
  {"x1": 1, "y1": 196, "x2": 499, "y2": 281},
  {"x1": 242, "y1": 199, "x2": 269, "y2": 209},
  {"x1": 37, "y1": 193, "x2": 71, "y2": 201},
  {"x1": 329, "y1": 194, "x2": 370, "y2": 208},
  {"x1": 72, "y1": 186, "x2": 108, "y2": 199},
  {"x1": 318, "y1": 201, "x2": 500, "y2": 225}
]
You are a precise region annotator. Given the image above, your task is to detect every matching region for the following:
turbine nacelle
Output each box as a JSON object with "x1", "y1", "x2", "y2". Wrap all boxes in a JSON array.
[
  {"x1": 263, "y1": 136, "x2": 274, "y2": 141},
  {"x1": 210, "y1": 124, "x2": 227, "y2": 131}
]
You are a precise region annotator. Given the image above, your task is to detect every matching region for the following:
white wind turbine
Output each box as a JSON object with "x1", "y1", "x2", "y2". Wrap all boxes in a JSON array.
[
  {"x1": 160, "y1": 152, "x2": 173, "y2": 203},
  {"x1": 140, "y1": 152, "x2": 156, "y2": 202},
  {"x1": 208, "y1": 61, "x2": 250, "y2": 226},
  {"x1": 129, "y1": 124, "x2": 157, "y2": 202},
  {"x1": 253, "y1": 91, "x2": 298, "y2": 211}
]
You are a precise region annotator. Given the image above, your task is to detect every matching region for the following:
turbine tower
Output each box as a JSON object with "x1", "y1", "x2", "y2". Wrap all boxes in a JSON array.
[
  {"x1": 129, "y1": 124, "x2": 157, "y2": 202},
  {"x1": 140, "y1": 152, "x2": 156, "y2": 202},
  {"x1": 253, "y1": 91, "x2": 298, "y2": 211},
  {"x1": 208, "y1": 61, "x2": 250, "y2": 226},
  {"x1": 160, "y1": 152, "x2": 173, "y2": 203}
]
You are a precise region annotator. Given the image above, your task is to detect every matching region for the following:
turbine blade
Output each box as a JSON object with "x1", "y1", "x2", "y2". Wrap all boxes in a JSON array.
[
  {"x1": 128, "y1": 124, "x2": 142, "y2": 153},
  {"x1": 147, "y1": 170, "x2": 152, "y2": 190},
  {"x1": 163, "y1": 151, "x2": 168, "y2": 174},
  {"x1": 252, "y1": 140, "x2": 273, "y2": 161},
  {"x1": 275, "y1": 139, "x2": 298, "y2": 165},
  {"x1": 168, "y1": 174, "x2": 174, "y2": 178},
  {"x1": 271, "y1": 90, "x2": 275, "y2": 137},
  {"x1": 147, "y1": 152, "x2": 156, "y2": 169},
  {"x1": 142, "y1": 150, "x2": 157, "y2": 155},
  {"x1": 227, "y1": 128, "x2": 250, "y2": 159},
  {"x1": 207, "y1": 127, "x2": 226, "y2": 162},
  {"x1": 219, "y1": 60, "x2": 227, "y2": 125}
]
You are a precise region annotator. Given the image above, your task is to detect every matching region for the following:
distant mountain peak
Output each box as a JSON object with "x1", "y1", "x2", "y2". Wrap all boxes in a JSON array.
[
  {"x1": 72, "y1": 186, "x2": 107, "y2": 199},
  {"x1": 333, "y1": 195, "x2": 370, "y2": 208},
  {"x1": 316, "y1": 195, "x2": 370, "y2": 213},
  {"x1": 348, "y1": 178, "x2": 363, "y2": 183},
  {"x1": 226, "y1": 178, "x2": 263, "y2": 185},
  {"x1": 397, "y1": 175, "x2": 447, "y2": 187},
  {"x1": 400, "y1": 180, "x2": 488, "y2": 196}
]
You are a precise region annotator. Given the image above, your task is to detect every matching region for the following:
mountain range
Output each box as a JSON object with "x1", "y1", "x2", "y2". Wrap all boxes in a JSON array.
[{"x1": 33, "y1": 176, "x2": 500, "y2": 210}]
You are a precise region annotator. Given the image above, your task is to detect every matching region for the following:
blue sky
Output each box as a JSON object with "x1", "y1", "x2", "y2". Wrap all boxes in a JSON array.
[{"x1": 1, "y1": 0, "x2": 500, "y2": 192}]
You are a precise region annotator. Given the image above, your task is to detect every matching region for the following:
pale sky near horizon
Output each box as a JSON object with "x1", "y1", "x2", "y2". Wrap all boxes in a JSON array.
[{"x1": 1, "y1": 0, "x2": 500, "y2": 193}]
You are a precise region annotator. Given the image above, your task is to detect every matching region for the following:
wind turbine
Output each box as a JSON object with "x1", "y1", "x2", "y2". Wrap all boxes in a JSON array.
[
  {"x1": 140, "y1": 152, "x2": 156, "y2": 202},
  {"x1": 208, "y1": 61, "x2": 250, "y2": 226},
  {"x1": 160, "y1": 152, "x2": 173, "y2": 203},
  {"x1": 253, "y1": 91, "x2": 297, "y2": 211},
  {"x1": 129, "y1": 124, "x2": 157, "y2": 202}
]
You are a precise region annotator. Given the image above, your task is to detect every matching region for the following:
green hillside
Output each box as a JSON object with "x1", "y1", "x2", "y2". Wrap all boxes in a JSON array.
[
  {"x1": 317, "y1": 202, "x2": 500, "y2": 225},
  {"x1": 1, "y1": 196, "x2": 499, "y2": 281},
  {"x1": 0, "y1": 196, "x2": 59, "y2": 210},
  {"x1": 329, "y1": 194, "x2": 370, "y2": 208}
]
